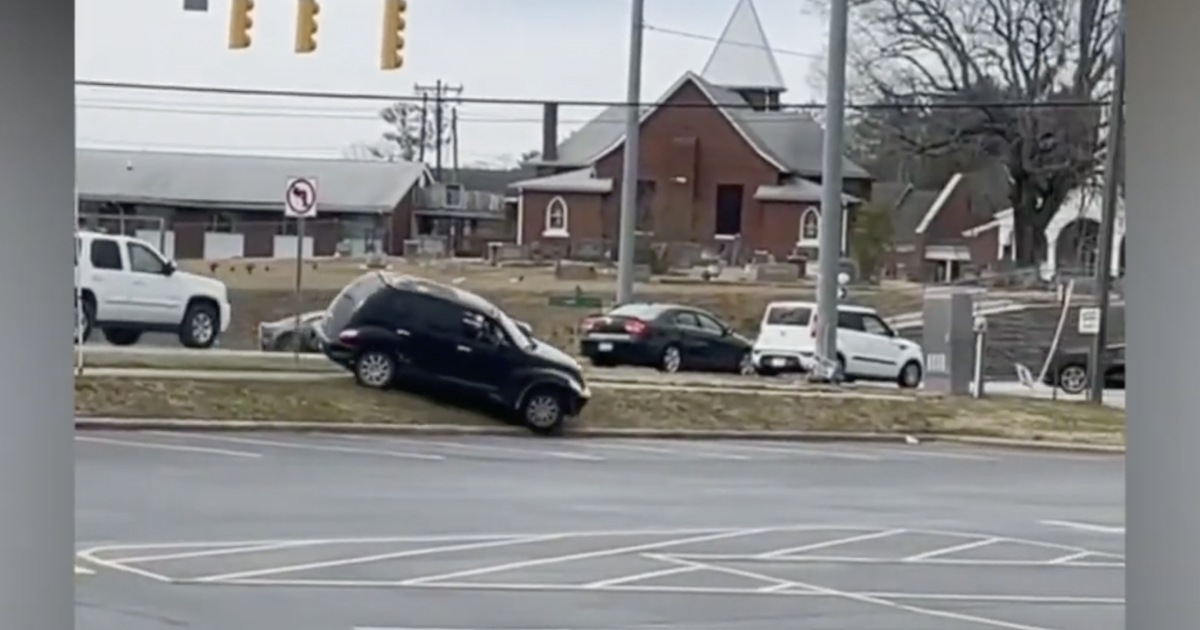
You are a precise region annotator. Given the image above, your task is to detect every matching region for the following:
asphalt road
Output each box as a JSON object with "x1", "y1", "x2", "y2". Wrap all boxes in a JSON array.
[{"x1": 76, "y1": 430, "x2": 1124, "y2": 630}]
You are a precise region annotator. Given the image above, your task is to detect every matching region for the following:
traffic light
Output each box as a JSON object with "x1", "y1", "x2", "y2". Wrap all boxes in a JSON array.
[
  {"x1": 380, "y1": 0, "x2": 407, "y2": 70},
  {"x1": 295, "y1": 0, "x2": 320, "y2": 53},
  {"x1": 228, "y1": 0, "x2": 254, "y2": 49}
]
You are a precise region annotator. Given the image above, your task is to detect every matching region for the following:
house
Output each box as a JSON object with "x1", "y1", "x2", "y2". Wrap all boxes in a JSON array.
[
  {"x1": 871, "y1": 182, "x2": 940, "y2": 279},
  {"x1": 963, "y1": 185, "x2": 1127, "y2": 279},
  {"x1": 76, "y1": 148, "x2": 430, "y2": 259},
  {"x1": 409, "y1": 166, "x2": 533, "y2": 256},
  {"x1": 890, "y1": 160, "x2": 1127, "y2": 281},
  {"x1": 508, "y1": 0, "x2": 871, "y2": 265},
  {"x1": 881, "y1": 163, "x2": 1012, "y2": 282}
]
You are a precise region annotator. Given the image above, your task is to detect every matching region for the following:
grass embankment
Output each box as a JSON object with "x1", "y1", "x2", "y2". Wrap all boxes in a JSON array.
[{"x1": 75, "y1": 377, "x2": 1125, "y2": 445}]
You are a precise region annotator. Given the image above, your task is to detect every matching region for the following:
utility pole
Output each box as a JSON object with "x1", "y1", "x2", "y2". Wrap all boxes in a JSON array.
[
  {"x1": 814, "y1": 0, "x2": 851, "y2": 373},
  {"x1": 417, "y1": 92, "x2": 429, "y2": 163},
  {"x1": 615, "y1": 0, "x2": 646, "y2": 305},
  {"x1": 1087, "y1": 0, "x2": 1125, "y2": 404},
  {"x1": 450, "y1": 107, "x2": 460, "y2": 179},
  {"x1": 414, "y1": 81, "x2": 463, "y2": 181}
]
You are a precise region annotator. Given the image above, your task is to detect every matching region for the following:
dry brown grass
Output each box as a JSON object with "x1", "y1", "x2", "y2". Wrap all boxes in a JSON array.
[
  {"x1": 182, "y1": 258, "x2": 931, "y2": 351},
  {"x1": 75, "y1": 377, "x2": 1124, "y2": 444}
]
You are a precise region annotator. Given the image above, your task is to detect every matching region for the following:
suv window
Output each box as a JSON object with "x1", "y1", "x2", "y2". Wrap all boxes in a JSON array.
[
  {"x1": 406, "y1": 294, "x2": 473, "y2": 339},
  {"x1": 323, "y1": 272, "x2": 390, "y2": 338},
  {"x1": 836, "y1": 311, "x2": 866, "y2": 331},
  {"x1": 766, "y1": 306, "x2": 812, "y2": 326},
  {"x1": 89, "y1": 239, "x2": 123, "y2": 270},
  {"x1": 860, "y1": 314, "x2": 892, "y2": 337},
  {"x1": 127, "y1": 242, "x2": 166, "y2": 274}
]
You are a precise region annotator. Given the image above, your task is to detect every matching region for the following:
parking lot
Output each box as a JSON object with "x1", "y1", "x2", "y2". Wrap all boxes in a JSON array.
[{"x1": 76, "y1": 431, "x2": 1124, "y2": 630}]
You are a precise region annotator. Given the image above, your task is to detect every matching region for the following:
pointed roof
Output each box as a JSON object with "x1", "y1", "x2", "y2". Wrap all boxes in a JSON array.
[{"x1": 701, "y1": 0, "x2": 787, "y2": 91}]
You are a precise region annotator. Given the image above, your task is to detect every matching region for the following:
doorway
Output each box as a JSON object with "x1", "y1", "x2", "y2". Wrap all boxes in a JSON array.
[{"x1": 715, "y1": 184, "x2": 744, "y2": 236}]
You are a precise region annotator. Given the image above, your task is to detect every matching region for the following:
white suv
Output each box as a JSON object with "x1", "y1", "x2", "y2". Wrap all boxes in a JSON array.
[
  {"x1": 751, "y1": 301, "x2": 924, "y2": 388},
  {"x1": 74, "y1": 231, "x2": 231, "y2": 348}
]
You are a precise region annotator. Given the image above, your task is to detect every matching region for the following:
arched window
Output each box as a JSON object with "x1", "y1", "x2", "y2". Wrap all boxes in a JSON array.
[
  {"x1": 544, "y1": 196, "x2": 569, "y2": 235},
  {"x1": 800, "y1": 207, "x2": 820, "y2": 241}
]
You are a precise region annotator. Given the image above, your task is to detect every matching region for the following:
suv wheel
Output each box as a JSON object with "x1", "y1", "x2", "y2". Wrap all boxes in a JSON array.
[
  {"x1": 737, "y1": 351, "x2": 756, "y2": 376},
  {"x1": 75, "y1": 298, "x2": 95, "y2": 344},
  {"x1": 521, "y1": 387, "x2": 569, "y2": 435},
  {"x1": 179, "y1": 303, "x2": 219, "y2": 348},
  {"x1": 897, "y1": 360, "x2": 922, "y2": 389},
  {"x1": 104, "y1": 328, "x2": 142, "y2": 347},
  {"x1": 1058, "y1": 364, "x2": 1089, "y2": 394},
  {"x1": 354, "y1": 350, "x2": 396, "y2": 389}
]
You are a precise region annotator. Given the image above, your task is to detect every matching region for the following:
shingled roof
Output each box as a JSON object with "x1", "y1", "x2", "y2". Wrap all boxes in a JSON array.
[
  {"x1": 533, "y1": 0, "x2": 869, "y2": 181},
  {"x1": 77, "y1": 148, "x2": 430, "y2": 212}
]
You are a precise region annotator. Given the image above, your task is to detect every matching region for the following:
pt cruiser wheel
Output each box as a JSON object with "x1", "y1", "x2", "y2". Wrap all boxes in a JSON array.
[
  {"x1": 354, "y1": 350, "x2": 396, "y2": 389},
  {"x1": 521, "y1": 387, "x2": 569, "y2": 436}
]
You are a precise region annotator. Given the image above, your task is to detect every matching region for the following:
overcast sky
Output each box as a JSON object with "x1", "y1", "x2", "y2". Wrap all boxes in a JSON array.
[{"x1": 76, "y1": 0, "x2": 827, "y2": 166}]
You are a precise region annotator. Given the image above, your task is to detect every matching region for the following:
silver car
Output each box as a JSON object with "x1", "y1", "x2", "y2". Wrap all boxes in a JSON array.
[{"x1": 258, "y1": 311, "x2": 324, "y2": 352}]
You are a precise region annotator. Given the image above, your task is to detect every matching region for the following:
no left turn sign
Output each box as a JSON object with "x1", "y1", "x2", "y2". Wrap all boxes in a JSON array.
[{"x1": 284, "y1": 177, "x2": 318, "y2": 218}]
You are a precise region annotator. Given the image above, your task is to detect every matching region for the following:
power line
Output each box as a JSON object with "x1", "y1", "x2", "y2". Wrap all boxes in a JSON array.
[
  {"x1": 75, "y1": 80, "x2": 1108, "y2": 110},
  {"x1": 76, "y1": 100, "x2": 888, "y2": 125},
  {"x1": 642, "y1": 23, "x2": 821, "y2": 58}
]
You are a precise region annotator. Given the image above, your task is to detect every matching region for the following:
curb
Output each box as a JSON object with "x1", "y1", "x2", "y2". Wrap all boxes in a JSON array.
[{"x1": 73, "y1": 417, "x2": 1124, "y2": 452}]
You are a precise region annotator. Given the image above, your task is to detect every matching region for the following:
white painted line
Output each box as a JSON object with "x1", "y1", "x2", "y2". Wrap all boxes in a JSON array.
[
  {"x1": 1040, "y1": 519, "x2": 1125, "y2": 534},
  {"x1": 74, "y1": 565, "x2": 94, "y2": 575},
  {"x1": 648, "y1": 553, "x2": 804, "y2": 592},
  {"x1": 857, "y1": 592, "x2": 1124, "y2": 605},
  {"x1": 761, "y1": 573, "x2": 1061, "y2": 630},
  {"x1": 579, "y1": 440, "x2": 752, "y2": 460},
  {"x1": 660, "y1": 552, "x2": 1123, "y2": 568},
  {"x1": 861, "y1": 447, "x2": 997, "y2": 462},
  {"x1": 1047, "y1": 550, "x2": 1093, "y2": 564},
  {"x1": 195, "y1": 535, "x2": 562, "y2": 582},
  {"x1": 903, "y1": 537, "x2": 1000, "y2": 561},
  {"x1": 75, "y1": 549, "x2": 176, "y2": 583},
  {"x1": 114, "y1": 540, "x2": 316, "y2": 564},
  {"x1": 756, "y1": 528, "x2": 907, "y2": 558},
  {"x1": 348, "y1": 435, "x2": 604, "y2": 462},
  {"x1": 582, "y1": 564, "x2": 701, "y2": 588},
  {"x1": 74, "y1": 435, "x2": 260, "y2": 458},
  {"x1": 399, "y1": 528, "x2": 774, "y2": 586},
  {"x1": 701, "y1": 441, "x2": 882, "y2": 462},
  {"x1": 151, "y1": 432, "x2": 444, "y2": 461}
]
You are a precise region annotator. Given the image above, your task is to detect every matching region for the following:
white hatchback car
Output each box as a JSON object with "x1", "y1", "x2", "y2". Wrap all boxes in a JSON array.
[{"x1": 751, "y1": 301, "x2": 924, "y2": 388}]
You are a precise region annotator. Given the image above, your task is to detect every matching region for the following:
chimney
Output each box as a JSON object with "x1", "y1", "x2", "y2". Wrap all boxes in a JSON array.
[{"x1": 541, "y1": 102, "x2": 558, "y2": 163}]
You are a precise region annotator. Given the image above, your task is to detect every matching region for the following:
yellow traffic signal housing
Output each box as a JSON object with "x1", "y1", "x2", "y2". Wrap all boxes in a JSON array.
[
  {"x1": 228, "y1": 0, "x2": 254, "y2": 49},
  {"x1": 295, "y1": 0, "x2": 320, "y2": 53},
  {"x1": 380, "y1": 0, "x2": 407, "y2": 70}
]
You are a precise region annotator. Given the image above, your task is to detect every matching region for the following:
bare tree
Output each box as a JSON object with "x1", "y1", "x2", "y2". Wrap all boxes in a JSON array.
[
  {"x1": 345, "y1": 102, "x2": 436, "y2": 163},
  {"x1": 837, "y1": 0, "x2": 1118, "y2": 265}
]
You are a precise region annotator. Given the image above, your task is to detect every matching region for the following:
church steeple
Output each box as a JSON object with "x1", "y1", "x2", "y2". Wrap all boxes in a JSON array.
[{"x1": 700, "y1": 0, "x2": 787, "y2": 110}]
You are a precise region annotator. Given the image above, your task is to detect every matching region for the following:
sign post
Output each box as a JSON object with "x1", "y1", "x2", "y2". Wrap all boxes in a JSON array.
[{"x1": 285, "y1": 177, "x2": 318, "y2": 361}]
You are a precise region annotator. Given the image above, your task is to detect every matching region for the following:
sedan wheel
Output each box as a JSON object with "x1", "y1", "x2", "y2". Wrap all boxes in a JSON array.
[
  {"x1": 660, "y1": 346, "x2": 682, "y2": 373},
  {"x1": 737, "y1": 351, "x2": 756, "y2": 376}
]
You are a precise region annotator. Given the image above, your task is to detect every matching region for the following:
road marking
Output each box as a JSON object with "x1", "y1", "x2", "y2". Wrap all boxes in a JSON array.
[
  {"x1": 686, "y1": 441, "x2": 882, "y2": 462},
  {"x1": 74, "y1": 565, "x2": 94, "y2": 575},
  {"x1": 903, "y1": 537, "x2": 1000, "y2": 561},
  {"x1": 757, "y1": 528, "x2": 907, "y2": 558},
  {"x1": 652, "y1": 552, "x2": 804, "y2": 592},
  {"x1": 347, "y1": 435, "x2": 604, "y2": 462},
  {"x1": 195, "y1": 535, "x2": 563, "y2": 582},
  {"x1": 1047, "y1": 550, "x2": 1094, "y2": 564},
  {"x1": 861, "y1": 447, "x2": 997, "y2": 462},
  {"x1": 582, "y1": 564, "x2": 701, "y2": 588},
  {"x1": 74, "y1": 435, "x2": 260, "y2": 458},
  {"x1": 114, "y1": 540, "x2": 316, "y2": 564},
  {"x1": 1040, "y1": 520, "x2": 1125, "y2": 534},
  {"x1": 149, "y1": 432, "x2": 444, "y2": 461},
  {"x1": 400, "y1": 528, "x2": 774, "y2": 586},
  {"x1": 661, "y1": 553, "x2": 1123, "y2": 568},
  {"x1": 581, "y1": 440, "x2": 752, "y2": 460}
]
